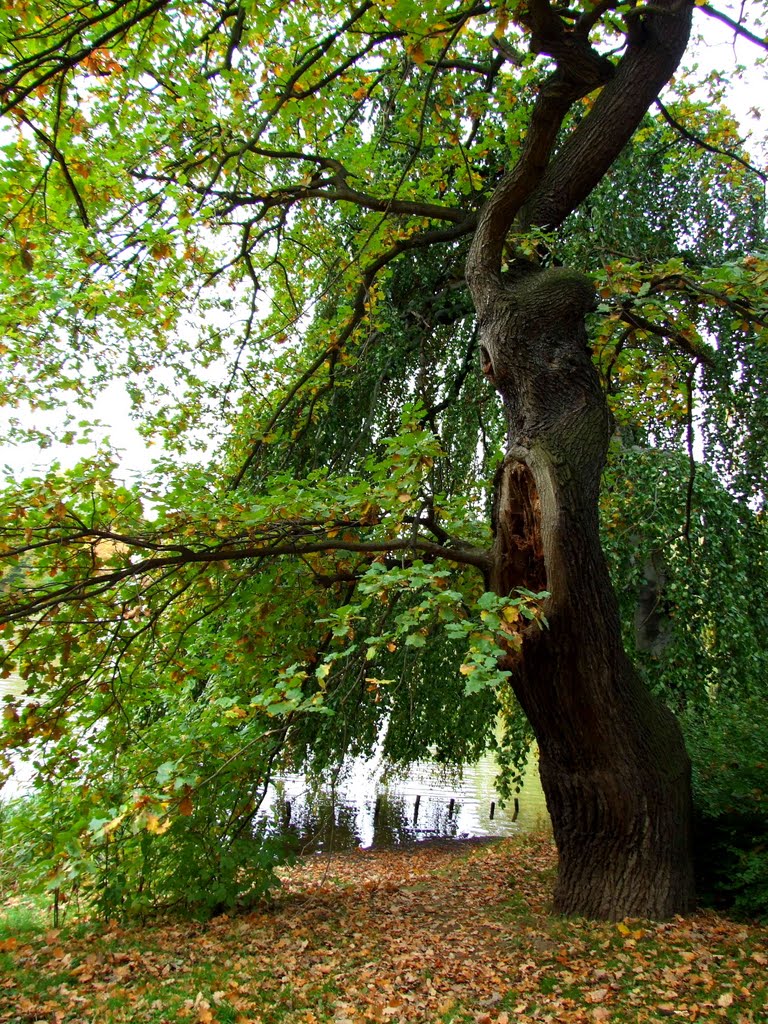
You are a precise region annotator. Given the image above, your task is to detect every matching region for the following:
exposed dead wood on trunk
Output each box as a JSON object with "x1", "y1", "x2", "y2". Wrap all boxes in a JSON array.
[{"x1": 464, "y1": 0, "x2": 696, "y2": 919}]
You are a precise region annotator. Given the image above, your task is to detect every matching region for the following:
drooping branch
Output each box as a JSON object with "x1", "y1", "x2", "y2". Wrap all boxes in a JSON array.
[
  {"x1": 15, "y1": 113, "x2": 91, "y2": 226},
  {"x1": 617, "y1": 308, "x2": 716, "y2": 366},
  {"x1": 229, "y1": 219, "x2": 475, "y2": 488},
  {"x1": 655, "y1": 98, "x2": 767, "y2": 182}
]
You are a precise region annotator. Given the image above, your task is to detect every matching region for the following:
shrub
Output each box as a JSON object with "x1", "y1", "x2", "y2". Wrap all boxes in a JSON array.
[
  {"x1": 0, "y1": 781, "x2": 291, "y2": 923},
  {"x1": 682, "y1": 697, "x2": 768, "y2": 920}
]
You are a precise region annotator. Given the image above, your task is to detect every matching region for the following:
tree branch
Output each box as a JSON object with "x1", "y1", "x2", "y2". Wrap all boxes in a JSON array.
[
  {"x1": 521, "y1": 0, "x2": 693, "y2": 233},
  {"x1": 656, "y1": 98, "x2": 767, "y2": 182},
  {"x1": 229, "y1": 219, "x2": 475, "y2": 488},
  {"x1": 617, "y1": 307, "x2": 716, "y2": 366},
  {"x1": 16, "y1": 112, "x2": 91, "y2": 225},
  {"x1": 0, "y1": 0, "x2": 173, "y2": 117},
  {"x1": 698, "y1": 3, "x2": 768, "y2": 49},
  {"x1": 466, "y1": 0, "x2": 618, "y2": 312},
  {"x1": 0, "y1": 535, "x2": 491, "y2": 624}
]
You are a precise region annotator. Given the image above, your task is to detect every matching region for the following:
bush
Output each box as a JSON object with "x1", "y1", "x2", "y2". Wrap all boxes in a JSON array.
[
  {"x1": 682, "y1": 697, "x2": 768, "y2": 920},
  {"x1": 0, "y1": 780, "x2": 291, "y2": 922}
]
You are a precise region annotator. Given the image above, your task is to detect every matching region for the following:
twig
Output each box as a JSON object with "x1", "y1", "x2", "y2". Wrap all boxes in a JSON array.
[{"x1": 656, "y1": 99, "x2": 766, "y2": 182}]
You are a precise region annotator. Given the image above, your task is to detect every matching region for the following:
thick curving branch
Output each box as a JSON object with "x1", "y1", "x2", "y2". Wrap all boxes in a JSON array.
[
  {"x1": 520, "y1": 1, "x2": 694, "y2": 232},
  {"x1": 0, "y1": 534, "x2": 491, "y2": 625},
  {"x1": 466, "y1": 0, "x2": 694, "y2": 316},
  {"x1": 465, "y1": 0, "x2": 617, "y2": 314}
]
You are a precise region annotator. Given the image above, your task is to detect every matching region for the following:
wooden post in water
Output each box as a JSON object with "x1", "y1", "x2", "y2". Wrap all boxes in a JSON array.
[
  {"x1": 489, "y1": 800, "x2": 495, "y2": 820},
  {"x1": 374, "y1": 796, "x2": 381, "y2": 822},
  {"x1": 512, "y1": 797, "x2": 519, "y2": 821},
  {"x1": 448, "y1": 797, "x2": 455, "y2": 819},
  {"x1": 413, "y1": 795, "x2": 421, "y2": 824},
  {"x1": 284, "y1": 801, "x2": 292, "y2": 826}
]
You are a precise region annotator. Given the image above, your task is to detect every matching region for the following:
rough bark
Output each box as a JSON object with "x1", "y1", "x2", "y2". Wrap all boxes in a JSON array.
[
  {"x1": 465, "y1": 0, "x2": 696, "y2": 918},
  {"x1": 482, "y1": 268, "x2": 694, "y2": 919}
]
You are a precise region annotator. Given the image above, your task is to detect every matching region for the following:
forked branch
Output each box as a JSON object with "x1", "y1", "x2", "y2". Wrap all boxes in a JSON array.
[{"x1": 466, "y1": 0, "x2": 693, "y2": 314}]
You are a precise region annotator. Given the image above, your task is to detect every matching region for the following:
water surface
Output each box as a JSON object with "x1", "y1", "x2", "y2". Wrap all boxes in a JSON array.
[{"x1": 260, "y1": 752, "x2": 549, "y2": 854}]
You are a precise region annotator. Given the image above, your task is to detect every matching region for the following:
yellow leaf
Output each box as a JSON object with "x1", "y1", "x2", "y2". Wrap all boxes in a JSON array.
[
  {"x1": 151, "y1": 242, "x2": 171, "y2": 260},
  {"x1": 409, "y1": 43, "x2": 426, "y2": 65},
  {"x1": 502, "y1": 605, "x2": 520, "y2": 623},
  {"x1": 494, "y1": 9, "x2": 510, "y2": 37},
  {"x1": 459, "y1": 663, "x2": 474, "y2": 675},
  {"x1": 146, "y1": 814, "x2": 172, "y2": 835},
  {"x1": 102, "y1": 813, "x2": 126, "y2": 837}
]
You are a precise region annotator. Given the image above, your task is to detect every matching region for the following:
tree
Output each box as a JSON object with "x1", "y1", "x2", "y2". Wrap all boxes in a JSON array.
[{"x1": 0, "y1": 0, "x2": 766, "y2": 920}]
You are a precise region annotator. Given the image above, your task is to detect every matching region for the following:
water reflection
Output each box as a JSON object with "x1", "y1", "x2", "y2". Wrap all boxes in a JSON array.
[
  {"x1": 260, "y1": 754, "x2": 549, "y2": 854},
  {"x1": 1, "y1": 667, "x2": 550, "y2": 850}
]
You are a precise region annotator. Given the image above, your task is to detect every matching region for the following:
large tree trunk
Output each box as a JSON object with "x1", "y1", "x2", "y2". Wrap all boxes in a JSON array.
[
  {"x1": 483, "y1": 264, "x2": 694, "y2": 919},
  {"x1": 462, "y1": 0, "x2": 695, "y2": 919}
]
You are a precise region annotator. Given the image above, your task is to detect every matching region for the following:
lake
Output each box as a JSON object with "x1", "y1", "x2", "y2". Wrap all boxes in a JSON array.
[
  {"x1": 260, "y1": 751, "x2": 549, "y2": 853},
  {"x1": 1, "y1": 673, "x2": 549, "y2": 851}
]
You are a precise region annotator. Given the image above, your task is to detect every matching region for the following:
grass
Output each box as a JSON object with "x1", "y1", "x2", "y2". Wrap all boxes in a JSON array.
[
  {"x1": 1, "y1": 832, "x2": 766, "y2": 1023},
  {"x1": 0, "y1": 898, "x2": 47, "y2": 939}
]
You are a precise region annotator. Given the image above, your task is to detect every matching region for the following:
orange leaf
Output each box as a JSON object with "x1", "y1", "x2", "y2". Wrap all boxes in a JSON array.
[{"x1": 409, "y1": 43, "x2": 426, "y2": 65}]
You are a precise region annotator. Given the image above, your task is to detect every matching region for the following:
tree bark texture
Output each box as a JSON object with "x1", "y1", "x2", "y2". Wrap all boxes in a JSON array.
[
  {"x1": 464, "y1": 0, "x2": 696, "y2": 920},
  {"x1": 481, "y1": 267, "x2": 694, "y2": 919}
]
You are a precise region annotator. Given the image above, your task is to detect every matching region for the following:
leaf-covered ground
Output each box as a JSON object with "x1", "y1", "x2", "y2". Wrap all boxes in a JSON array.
[{"x1": 1, "y1": 832, "x2": 766, "y2": 1023}]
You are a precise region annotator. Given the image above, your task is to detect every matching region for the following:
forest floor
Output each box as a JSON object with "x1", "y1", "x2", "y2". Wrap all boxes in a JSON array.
[{"x1": 1, "y1": 831, "x2": 766, "y2": 1024}]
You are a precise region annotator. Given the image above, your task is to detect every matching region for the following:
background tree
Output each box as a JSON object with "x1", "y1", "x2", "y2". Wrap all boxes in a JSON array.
[{"x1": 0, "y1": 0, "x2": 766, "y2": 920}]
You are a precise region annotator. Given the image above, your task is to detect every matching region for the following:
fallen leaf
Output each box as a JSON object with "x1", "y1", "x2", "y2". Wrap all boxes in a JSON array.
[{"x1": 586, "y1": 988, "x2": 609, "y2": 1004}]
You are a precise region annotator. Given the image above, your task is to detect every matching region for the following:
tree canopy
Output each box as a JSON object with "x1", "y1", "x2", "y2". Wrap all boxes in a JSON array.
[{"x1": 0, "y1": 0, "x2": 766, "y2": 918}]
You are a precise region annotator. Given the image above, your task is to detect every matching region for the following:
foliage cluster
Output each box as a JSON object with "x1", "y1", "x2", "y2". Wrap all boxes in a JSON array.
[
  {"x1": 683, "y1": 698, "x2": 768, "y2": 921},
  {"x1": 0, "y1": 412, "x2": 546, "y2": 918},
  {"x1": 0, "y1": 0, "x2": 767, "y2": 917}
]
